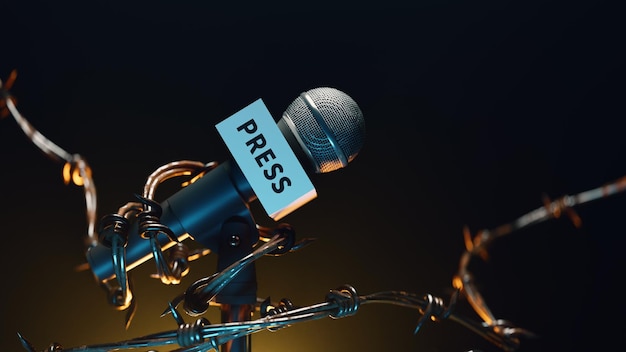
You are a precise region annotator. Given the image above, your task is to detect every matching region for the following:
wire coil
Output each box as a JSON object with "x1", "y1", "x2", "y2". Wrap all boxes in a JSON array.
[
  {"x1": 326, "y1": 284, "x2": 360, "y2": 319},
  {"x1": 177, "y1": 317, "x2": 212, "y2": 347}
]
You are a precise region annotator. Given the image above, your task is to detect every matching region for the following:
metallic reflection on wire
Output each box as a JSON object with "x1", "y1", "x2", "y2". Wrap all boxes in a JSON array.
[
  {"x1": 454, "y1": 176, "x2": 626, "y2": 327},
  {"x1": 17, "y1": 284, "x2": 530, "y2": 352},
  {"x1": 3, "y1": 71, "x2": 625, "y2": 352},
  {"x1": 1, "y1": 70, "x2": 98, "y2": 249}
]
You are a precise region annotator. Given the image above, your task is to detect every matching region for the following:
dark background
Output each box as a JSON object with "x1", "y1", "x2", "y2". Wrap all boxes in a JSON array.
[{"x1": 1, "y1": 1, "x2": 624, "y2": 351}]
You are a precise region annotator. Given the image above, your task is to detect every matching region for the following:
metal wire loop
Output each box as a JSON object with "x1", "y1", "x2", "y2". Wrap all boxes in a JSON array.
[
  {"x1": 168, "y1": 242, "x2": 191, "y2": 279},
  {"x1": 97, "y1": 213, "x2": 130, "y2": 248},
  {"x1": 266, "y1": 223, "x2": 296, "y2": 256},
  {"x1": 135, "y1": 195, "x2": 177, "y2": 242},
  {"x1": 133, "y1": 194, "x2": 183, "y2": 284},
  {"x1": 7, "y1": 74, "x2": 626, "y2": 351},
  {"x1": 177, "y1": 317, "x2": 213, "y2": 347},
  {"x1": 414, "y1": 292, "x2": 455, "y2": 334},
  {"x1": 181, "y1": 273, "x2": 219, "y2": 316},
  {"x1": 326, "y1": 284, "x2": 360, "y2": 319},
  {"x1": 102, "y1": 282, "x2": 133, "y2": 311},
  {"x1": 261, "y1": 297, "x2": 296, "y2": 332}
]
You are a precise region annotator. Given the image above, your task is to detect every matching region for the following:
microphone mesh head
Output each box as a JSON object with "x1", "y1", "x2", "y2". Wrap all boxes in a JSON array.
[{"x1": 282, "y1": 87, "x2": 366, "y2": 173}]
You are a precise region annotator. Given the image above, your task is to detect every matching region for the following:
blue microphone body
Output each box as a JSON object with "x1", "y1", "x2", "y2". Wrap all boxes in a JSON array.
[
  {"x1": 85, "y1": 87, "x2": 366, "y2": 295},
  {"x1": 86, "y1": 160, "x2": 256, "y2": 283}
]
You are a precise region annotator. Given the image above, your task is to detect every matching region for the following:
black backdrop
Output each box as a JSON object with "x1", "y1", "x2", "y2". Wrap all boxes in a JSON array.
[{"x1": 2, "y1": 1, "x2": 624, "y2": 351}]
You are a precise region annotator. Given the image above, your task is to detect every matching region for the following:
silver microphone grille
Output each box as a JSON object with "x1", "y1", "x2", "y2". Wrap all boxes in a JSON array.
[{"x1": 281, "y1": 87, "x2": 366, "y2": 173}]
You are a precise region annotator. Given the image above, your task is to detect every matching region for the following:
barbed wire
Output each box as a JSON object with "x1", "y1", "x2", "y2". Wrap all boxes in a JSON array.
[
  {"x1": 3, "y1": 71, "x2": 625, "y2": 352},
  {"x1": 453, "y1": 177, "x2": 626, "y2": 326},
  {"x1": 1, "y1": 69, "x2": 99, "y2": 249}
]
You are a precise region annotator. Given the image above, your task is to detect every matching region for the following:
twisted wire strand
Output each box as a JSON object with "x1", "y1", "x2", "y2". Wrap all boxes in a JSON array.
[
  {"x1": 256, "y1": 223, "x2": 317, "y2": 254},
  {"x1": 453, "y1": 176, "x2": 626, "y2": 338},
  {"x1": 260, "y1": 298, "x2": 296, "y2": 332},
  {"x1": 361, "y1": 289, "x2": 527, "y2": 351},
  {"x1": 97, "y1": 213, "x2": 132, "y2": 308},
  {"x1": 362, "y1": 290, "x2": 454, "y2": 332},
  {"x1": 143, "y1": 160, "x2": 216, "y2": 200},
  {"x1": 193, "y1": 234, "x2": 284, "y2": 300},
  {"x1": 135, "y1": 195, "x2": 183, "y2": 285},
  {"x1": 88, "y1": 203, "x2": 144, "y2": 329},
  {"x1": 22, "y1": 285, "x2": 526, "y2": 352},
  {"x1": 1, "y1": 72, "x2": 98, "y2": 249},
  {"x1": 167, "y1": 242, "x2": 192, "y2": 280},
  {"x1": 326, "y1": 284, "x2": 360, "y2": 319},
  {"x1": 137, "y1": 161, "x2": 215, "y2": 285},
  {"x1": 163, "y1": 235, "x2": 285, "y2": 317},
  {"x1": 177, "y1": 318, "x2": 215, "y2": 348},
  {"x1": 7, "y1": 73, "x2": 625, "y2": 352},
  {"x1": 111, "y1": 235, "x2": 130, "y2": 306}
]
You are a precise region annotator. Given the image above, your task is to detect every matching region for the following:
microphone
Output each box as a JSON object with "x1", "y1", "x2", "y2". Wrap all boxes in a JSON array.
[{"x1": 85, "y1": 87, "x2": 366, "y2": 283}]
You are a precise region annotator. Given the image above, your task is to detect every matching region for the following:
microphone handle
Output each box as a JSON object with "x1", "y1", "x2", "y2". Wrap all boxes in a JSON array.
[{"x1": 86, "y1": 160, "x2": 258, "y2": 282}]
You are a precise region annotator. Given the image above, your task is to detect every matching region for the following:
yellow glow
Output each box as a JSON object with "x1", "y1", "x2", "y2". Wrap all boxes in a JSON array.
[
  {"x1": 180, "y1": 170, "x2": 207, "y2": 187},
  {"x1": 62, "y1": 162, "x2": 72, "y2": 185},
  {"x1": 62, "y1": 162, "x2": 92, "y2": 186},
  {"x1": 452, "y1": 276, "x2": 463, "y2": 290},
  {"x1": 72, "y1": 168, "x2": 84, "y2": 186},
  {"x1": 263, "y1": 305, "x2": 276, "y2": 314},
  {"x1": 187, "y1": 248, "x2": 211, "y2": 261}
]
